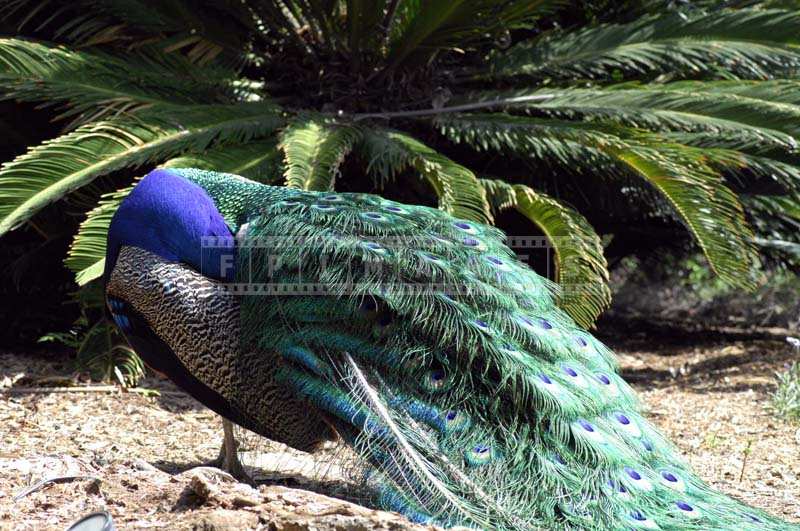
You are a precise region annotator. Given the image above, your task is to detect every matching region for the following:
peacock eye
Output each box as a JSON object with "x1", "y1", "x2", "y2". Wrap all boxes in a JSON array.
[
  {"x1": 625, "y1": 467, "x2": 641, "y2": 480},
  {"x1": 363, "y1": 241, "x2": 387, "y2": 254},
  {"x1": 452, "y1": 221, "x2": 478, "y2": 235},
  {"x1": 420, "y1": 252, "x2": 443, "y2": 263},
  {"x1": 421, "y1": 366, "x2": 452, "y2": 394},
  {"x1": 630, "y1": 511, "x2": 646, "y2": 521},
  {"x1": 464, "y1": 444, "x2": 495, "y2": 466},
  {"x1": 361, "y1": 212, "x2": 387, "y2": 222}
]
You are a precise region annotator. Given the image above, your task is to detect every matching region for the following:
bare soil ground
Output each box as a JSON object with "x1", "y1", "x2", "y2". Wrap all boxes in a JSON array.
[{"x1": 1, "y1": 329, "x2": 799, "y2": 530}]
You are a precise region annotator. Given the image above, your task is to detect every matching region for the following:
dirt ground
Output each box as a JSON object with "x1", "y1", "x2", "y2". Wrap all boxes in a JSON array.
[{"x1": 1, "y1": 329, "x2": 799, "y2": 529}]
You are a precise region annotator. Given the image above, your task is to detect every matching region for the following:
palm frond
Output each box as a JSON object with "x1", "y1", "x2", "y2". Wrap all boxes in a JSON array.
[
  {"x1": 280, "y1": 117, "x2": 361, "y2": 191},
  {"x1": 437, "y1": 113, "x2": 759, "y2": 286},
  {"x1": 359, "y1": 128, "x2": 491, "y2": 223},
  {"x1": 65, "y1": 183, "x2": 134, "y2": 285},
  {"x1": 481, "y1": 178, "x2": 610, "y2": 328},
  {"x1": 162, "y1": 140, "x2": 284, "y2": 184},
  {"x1": 0, "y1": 38, "x2": 233, "y2": 127},
  {"x1": 486, "y1": 8, "x2": 800, "y2": 82},
  {"x1": 461, "y1": 85, "x2": 800, "y2": 154},
  {"x1": 0, "y1": 102, "x2": 284, "y2": 236},
  {"x1": 3, "y1": 0, "x2": 253, "y2": 64},
  {"x1": 386, "y1": 0, "x2": 563, "y2": 68}
]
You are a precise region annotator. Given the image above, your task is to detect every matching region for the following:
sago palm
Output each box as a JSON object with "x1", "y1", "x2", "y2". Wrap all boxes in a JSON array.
[{"x1": 1, "y1": 0, "x2": 800, "y2": 334}]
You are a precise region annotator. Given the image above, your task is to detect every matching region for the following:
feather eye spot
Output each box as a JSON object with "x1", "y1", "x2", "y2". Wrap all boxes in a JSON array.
[
  {"x1": 361, "y1": 211, "x2": 387, "y2": 221},
  {"x1": 453, "y1": 221, "x2": 479, "y2": 235},
  {"x1": 607, "y1": 480, "x2": 627, "y2": 494},
  {"x1": 485, "y1": 255, "x2": 512, "y2": 271},
  {"x1": 384, "y1": 205, "x2": 405, "y2": 213},
  {"x1": 625, "y1": 467, "x2": 642, "y2": 481},
  {"x1": 363, "y1": 241, "x2": 387, "y2": 254},
  {"x1": 575, "y1": 336, "x2": 589, "y2": 348},
  {"x1": 659, "y1": 469, "x2": 686, "y2": 491},
  {"x1": 473, "y1": 319, "x2": 492, "y2": 333},
  {"x1": 278, "y1": 200, "x2": 302, "y2": 207},
  {"x1": 578, "y1": 419, "x2": 595, "y2": 433},
  {"x1": 628, "y1": 511, "x2": 659, "y2": 529},
  {"x1": 464, "y1": 444, "x2": 495, "y2": 466},
  {"x1": 420, "y1": 252, "x2": 444, "y2": 263},
  {"x1": 320, "y1": 194, "x2": 343, "y2": 202},
  {"x1": 642, "y1": 439, "x2": 654, "y2": 452},
  {"x1": 551, "y1": 453, "x2": 566, "y2": 465},
  {"x1": 539, "y1": 318, "x2": 554, "y2": 330},
  {"x1": 463, "y1": 237, "x2": 480, "y2": 247},
  {"x1": 596, "y1": 373, "x2": 611, "y2": 385},
  {"x1": 312, "y1": 203, "x2": 337, "y2": 211},
  {"x1": 562, "y1": 364, "x2": 589, "y2": 388},
  {"x1": 612, "y1": 411, "x2": 642, "y2": 437},
  {"x1": 445, "y1": 410, "x2": 457, "y2": 421},
  {"x1": 437, "y1": 292, "x2": 455, "y2": 303},
  {"x1": 421, "y1": 368, "x2": 451, "y2": 393},
  {"x1": 745, "y1": 514, "x2": 762, "y2": 523},
  {"x1": 538, "y1": 373, "x2": 553, "y2": 384},
  {"x1": 563, "y1": 366, "x2": 578, "y2": 377},
  {"x1": 676, "y1": 501, "x2": 694, "y2": 512}
]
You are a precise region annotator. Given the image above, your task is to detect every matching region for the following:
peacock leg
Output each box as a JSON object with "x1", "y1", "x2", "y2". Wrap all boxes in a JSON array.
[{"x1": 214, "y1": 417, "x2": 252, "y2": 483}]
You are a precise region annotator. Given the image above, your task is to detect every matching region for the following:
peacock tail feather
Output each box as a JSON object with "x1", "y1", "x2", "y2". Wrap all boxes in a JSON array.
[{"x1": 163, "y1": 168, "x2": 791, "y2": 530}]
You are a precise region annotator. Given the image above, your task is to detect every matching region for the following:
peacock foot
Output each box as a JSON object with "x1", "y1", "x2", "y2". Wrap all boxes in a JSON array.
[{"x1": 212, "y1": 417, "x2": 253, "y2": 484}]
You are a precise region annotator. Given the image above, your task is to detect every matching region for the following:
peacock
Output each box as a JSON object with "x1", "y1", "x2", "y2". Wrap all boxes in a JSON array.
[{"x1": 104, "y1": 167, "x2": 793, "y2": 530}]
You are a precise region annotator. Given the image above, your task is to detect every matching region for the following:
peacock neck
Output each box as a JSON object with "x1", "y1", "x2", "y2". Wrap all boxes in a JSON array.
[{"x1": 170, "y1": 167, "x2": 290, "y2": 232}]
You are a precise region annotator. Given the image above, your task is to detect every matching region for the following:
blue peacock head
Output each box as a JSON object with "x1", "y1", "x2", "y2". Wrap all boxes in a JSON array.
[{"x1": 104, "y1": 169, "x2": 237, "y2": 285}]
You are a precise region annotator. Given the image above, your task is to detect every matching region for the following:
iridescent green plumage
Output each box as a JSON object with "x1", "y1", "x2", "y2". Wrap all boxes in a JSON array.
[{"x1": 169, "y1": 168, "x2": 791, "y2": 530}]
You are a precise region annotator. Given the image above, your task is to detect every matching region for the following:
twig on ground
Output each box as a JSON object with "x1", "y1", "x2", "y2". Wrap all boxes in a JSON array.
[
  {"x1": 0, "y1": 386, "x2": 176, "y2": 396},
  {"x1": 739, "y1": 439, "x2": 754, "y2": 482},
  {"x1": 13, "y1": 476, "x2": 100, "y2": 501}
]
